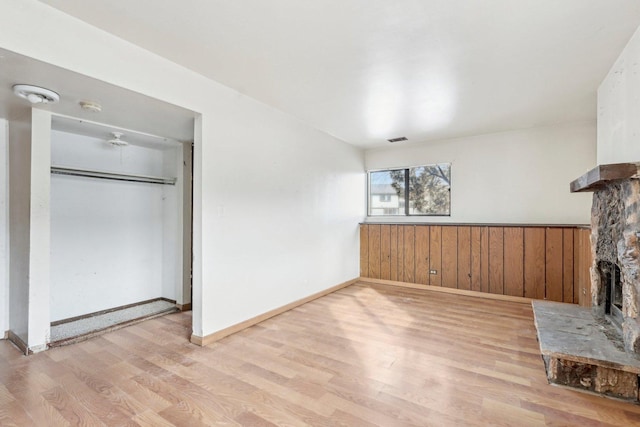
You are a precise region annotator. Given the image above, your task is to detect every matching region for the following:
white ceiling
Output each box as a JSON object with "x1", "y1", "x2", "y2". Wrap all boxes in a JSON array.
[
  {"x1": 39, "y1": 0, "x2": 640, "y2": 148},
  {"x1": 52, "y1": 115, "x2": 183, "y2": 150},
  {"x1": 0, "y1": 48, "x2": 195, "y2": 145}
]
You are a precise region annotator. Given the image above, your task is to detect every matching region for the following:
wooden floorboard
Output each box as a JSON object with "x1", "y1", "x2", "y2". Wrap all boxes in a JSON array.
[{"x1": 2, "y1": 282, "x2": 640, "y2": 426}]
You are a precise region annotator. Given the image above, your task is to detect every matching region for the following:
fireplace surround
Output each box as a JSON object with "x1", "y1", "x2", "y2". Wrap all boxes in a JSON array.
[
  {"x1": 531, "y1": 163, "x2": 640, "y2": 402},
  {"x1": 571, "y1": 162, "x2": 640, "y2": 354}
]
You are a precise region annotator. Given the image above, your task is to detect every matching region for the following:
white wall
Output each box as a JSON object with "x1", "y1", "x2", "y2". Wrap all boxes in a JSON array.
[
  {"x1": 8, "y1": 116, "x2": 32, "y2": 344},
  {"x1": 200, "y1": 104, "x2": 364, "y2": 332},
  {"x1": 598, "y1": 25, "x2": 640, "y2": 164},
  {"x1": 28, "y1": 108, "x2": 51, "y2": 351},
  {"x1": 161, "y1": 145, "x2": 183, "y2": 304},
  {"x1": 0, "y1": 119, "x2": 8, "y2": 337},
  {"x1": 179, "y1": 142, "x2": 193, "y2": 307},
  {"x1": 8, "y1": 109, "x2": 52, "y2": 351},
  {"x1": 50, "y1": 130, "x2": 178, "y2": 321},
  {"x1": 0, "y1": 1, "x2": 364, "y2": 339},
  {"x1": 366, "y1": 122, "x2": 596, "y2": 224},
  {"x1": 51, "y1": 132, "x2": 167, "y2": 176}
]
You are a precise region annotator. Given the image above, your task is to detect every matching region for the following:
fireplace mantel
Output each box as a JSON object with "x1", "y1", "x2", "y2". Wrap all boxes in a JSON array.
[{"x1": 570, "y1": 163, "x2": 639, "y2": 193}]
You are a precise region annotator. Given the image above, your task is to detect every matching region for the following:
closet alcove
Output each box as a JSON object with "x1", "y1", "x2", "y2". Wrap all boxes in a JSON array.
[{"x1": 49, "y1": 115, "x2": 191, "y2": 344}]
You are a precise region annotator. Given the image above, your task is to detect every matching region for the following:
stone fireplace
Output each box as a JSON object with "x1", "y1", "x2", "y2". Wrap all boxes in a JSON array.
[
  {"x1": 532, "y1": 163, "x2": 640, "y2": 402},
  {"x1": 573, "y1": 162, "x2": 640, "y2": 354}
]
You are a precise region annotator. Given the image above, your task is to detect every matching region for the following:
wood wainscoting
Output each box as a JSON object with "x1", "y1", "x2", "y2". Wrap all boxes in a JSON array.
[{"x1": 360, "y1": 223, "x2": 592, "y2": 306}]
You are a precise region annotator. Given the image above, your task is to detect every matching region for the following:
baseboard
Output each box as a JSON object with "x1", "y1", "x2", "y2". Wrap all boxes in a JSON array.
[
  {"x1": 177, "y1": 302, "x2": 192, "y2": 311},
  {"x1": 7, "y1": 330, "x2": 29, "y2": 355},
  {"x1": 190, "y1": 277, "x2": 359, "y2": 346},
  {"x1": 51, "y1": 297, "x2": 177, "y2": 326},
  {"x1": 360, "y1": 277, "x2": 533, "y2": 305}
]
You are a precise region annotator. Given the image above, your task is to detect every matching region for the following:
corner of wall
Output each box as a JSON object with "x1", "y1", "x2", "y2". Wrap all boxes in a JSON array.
[
  {"x1": 0, "y1": 118, "x2": 8, "y2": 336},
  {"x1": 597, "y1": 24, "x2": 640, "y2": 164}
]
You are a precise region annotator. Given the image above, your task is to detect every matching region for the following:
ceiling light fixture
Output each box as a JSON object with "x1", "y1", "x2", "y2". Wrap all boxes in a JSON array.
[
  {"x1": 107, "y1": 132, "x2": 128, "y2": 147},
  {"x1": 12, "y1": 84, "x2": 60, "y2": 104},
  {"x1": 79, "y1": 100, "x2": 102, "y2": 112}
]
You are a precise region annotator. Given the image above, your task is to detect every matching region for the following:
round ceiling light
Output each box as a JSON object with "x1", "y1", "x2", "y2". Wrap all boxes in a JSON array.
[{"x1": 12, "y1": 84, "x2": 60, "y2": 104}]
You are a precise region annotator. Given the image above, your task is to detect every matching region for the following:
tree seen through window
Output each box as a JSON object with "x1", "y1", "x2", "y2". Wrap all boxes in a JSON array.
[{"x1": 368, "y1": 164, "x2": 450, "y2": 216}]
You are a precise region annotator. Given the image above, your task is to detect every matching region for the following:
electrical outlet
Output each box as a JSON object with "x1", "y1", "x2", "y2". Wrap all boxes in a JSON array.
[{"x1": 429, "y1": 270, "x2": 437, "y2": 275}]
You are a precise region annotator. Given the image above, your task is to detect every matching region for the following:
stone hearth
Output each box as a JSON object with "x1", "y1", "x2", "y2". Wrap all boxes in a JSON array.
[{"x1": 533, "y1": 301, "x2": 640, "y2": 401}]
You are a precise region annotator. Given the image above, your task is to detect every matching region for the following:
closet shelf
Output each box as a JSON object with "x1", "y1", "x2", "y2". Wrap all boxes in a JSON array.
[{"x1": 51, "y1": 165, "x2": 177, "y2": 185}]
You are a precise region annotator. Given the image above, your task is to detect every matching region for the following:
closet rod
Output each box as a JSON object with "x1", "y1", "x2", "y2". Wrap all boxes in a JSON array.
[{"x1": 51, "y1": 166, "x2": 177, "y2": 185}]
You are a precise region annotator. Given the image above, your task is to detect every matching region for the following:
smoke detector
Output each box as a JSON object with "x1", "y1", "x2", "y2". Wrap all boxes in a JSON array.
[
  {"x1": 107, "y1": 132, "x2": 128, "y2": 147},
  {"x1": 12, "y1": 84, "x2": 60, "y2": 104}
]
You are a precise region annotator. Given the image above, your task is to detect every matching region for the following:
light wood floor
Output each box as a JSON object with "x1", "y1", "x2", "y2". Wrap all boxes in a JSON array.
[{"x1": 2, "y1": 282, "x2": 640, "y2": 426}]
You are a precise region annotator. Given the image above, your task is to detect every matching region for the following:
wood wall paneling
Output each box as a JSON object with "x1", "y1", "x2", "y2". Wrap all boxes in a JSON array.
[
  {"x1": 470, "y1": 227, "x2": 482, "y2": 292},
  {"x1": 488, "y1": 227, "x2": 505, "y2": 295},
  {"x1": 573, "y1": 229, "x2": 581, "y2": 305},
  {"x1": 368, "y1": 224, "x2": 381, "y2": 279},
  {"x1": 360, "y1": 225, "x2": 368, "y2": 277},
  {"x1": 442, "y1": 227, "x2": 458, "y2": 288},
  {"x1": 503, "y1": 227, "x2": 524, "y2": 297},
  {"x1": 563, "y1": 228, "x2": 574, "y2": 304},
  {"x1": 575, "y1": 228, "x2": 592, "y2": 307},
  {"x1": 545, "y1": 228, "x2": 564, "y2": 302},
  {"x1": 380, "y1": 225, "x2": 391, "y2": 280},
  {"x1": 429, "y1": 226, "x2": 442, "y2": 286},
  {"x1": 397, "y1": 226, "x2": 405, "y2": 282},
  {"x1": 583, "y1": 229, "x2": 593, "y2": 307},
  {"x1": 390, "y1": 225, "x2": 398, "y2": 281},
  {"x1": 524, "y1": 228, "x2": 546, "y2": 299},
  {"x1": 403, "y1": 226, "x2": 415, "y2": 284},
  {"x1": 415, "y1": 226, "x2": 430, "y2": 285},
  {"x1": 457, "y1": 227, "x2": 472, "y2": 291},
  {"x1": 480, "y1": 227, "x2": 489, "y2": 293},
  {"x1": 361, "y1": 224, "x2": 591, "y2": 305}
]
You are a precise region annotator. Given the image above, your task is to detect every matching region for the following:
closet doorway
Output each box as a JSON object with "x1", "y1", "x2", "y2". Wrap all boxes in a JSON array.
[{"x1": 48, "y1": 115, "x2": 192, "y2": 345}]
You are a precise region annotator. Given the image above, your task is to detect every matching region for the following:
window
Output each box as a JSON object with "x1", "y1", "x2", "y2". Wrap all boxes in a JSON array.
[
  {"x1": 368, "y1": 163, "x2": 451, "y2": 216},
  {"x1": 368, "y1": 169, "x2": 405, "y2": 216}
]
